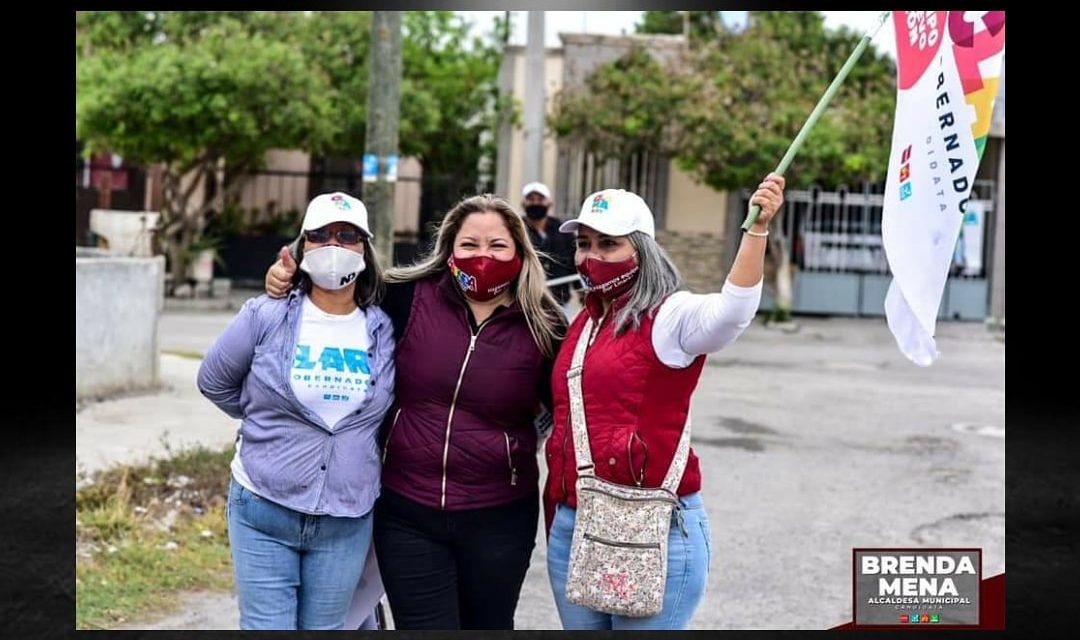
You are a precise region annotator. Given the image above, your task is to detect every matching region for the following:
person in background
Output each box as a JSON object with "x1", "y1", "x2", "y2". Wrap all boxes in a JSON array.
[{"x1": 521, "y1": 182, "x2": 578, "y2": 318}]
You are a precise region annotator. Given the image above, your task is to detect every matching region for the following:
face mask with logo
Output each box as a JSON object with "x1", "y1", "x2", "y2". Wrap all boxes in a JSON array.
[
  {"x1": 448, "y1": 254, "x2": 523, "y2": 302},
  {"x1": 524, "y1": 204, "x2": 549, "y2": 220},
  {"x1": 578, "y1": 253, "x2": 639, "y2": 299},
  {"x1": 300, "y1": 245, "x2": 366, "y2": 290}
]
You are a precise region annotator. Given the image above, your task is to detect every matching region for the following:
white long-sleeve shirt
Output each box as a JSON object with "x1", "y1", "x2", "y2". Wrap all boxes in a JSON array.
[{"x1": 651, "y1": 278, "x2": 763, "y2": 368}]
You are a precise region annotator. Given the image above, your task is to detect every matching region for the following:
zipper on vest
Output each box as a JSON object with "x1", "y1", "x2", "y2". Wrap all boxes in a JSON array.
[
  {"x1": 588, "y1": 310, "x2": 607, "y2": 346},
  {"x1": 381, "y1": 408, "x2": 403, "y2": 464},
  {"x1": 440, "y1": 320, "x2": 490, "y2": 509},
  {"x1": 504, "y1": 433, "x2": 518, "y2": 486},
  {"x1": 560, "y1": 413, "x2": 570, "y2": 501}
]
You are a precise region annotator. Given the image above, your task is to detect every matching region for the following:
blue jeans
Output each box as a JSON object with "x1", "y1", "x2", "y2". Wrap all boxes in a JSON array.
[
  {"x1": 227, "y1": 478, "x2": 373, "y2": 629},
  {"x1": 546, "y1": 492, "x2": 712, "y2": 630}
]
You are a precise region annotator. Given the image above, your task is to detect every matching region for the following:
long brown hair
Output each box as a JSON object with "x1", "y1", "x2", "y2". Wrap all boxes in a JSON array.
[{"x1": 387, "y1": 194, "x2": 564, "y2": 357}]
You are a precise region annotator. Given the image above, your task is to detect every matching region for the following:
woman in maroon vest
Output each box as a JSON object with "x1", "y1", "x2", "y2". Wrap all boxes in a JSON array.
[
  {"x1": 267, "y1": 195, "x2": 565, "y2": 629},
  {"x1": 543, "y1": 174, "x2": 786, "y2": 629}
]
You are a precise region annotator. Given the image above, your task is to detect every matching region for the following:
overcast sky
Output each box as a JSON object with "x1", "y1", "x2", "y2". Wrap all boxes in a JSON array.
[{"x1": 460, "y1": 11, "x2": 897, "y2": 60}]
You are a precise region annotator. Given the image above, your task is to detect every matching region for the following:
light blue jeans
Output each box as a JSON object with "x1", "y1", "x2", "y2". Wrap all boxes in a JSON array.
[
  {"x1": 546, "y1": 492, "x2": 712, "y2": 630},
  {"x1": 226, "y1": 478, "x2": 373, "y2": 629}
]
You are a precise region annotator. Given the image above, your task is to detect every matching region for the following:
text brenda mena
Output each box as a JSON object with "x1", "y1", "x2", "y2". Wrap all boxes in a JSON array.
[{"x1": 862, "y1": 554, "x2": 977, "y2": 603}]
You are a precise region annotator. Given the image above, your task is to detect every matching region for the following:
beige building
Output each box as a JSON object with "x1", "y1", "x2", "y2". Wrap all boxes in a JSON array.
[
  {"x1": 496, "y1": 33, "x2": 736, "y2": 293},
  {"x1": 497, "y1": 32, "x2": 1005, "y2": 319},
  {"x1": 141, "y1": 151, "x2": 423, "y2": 241}
]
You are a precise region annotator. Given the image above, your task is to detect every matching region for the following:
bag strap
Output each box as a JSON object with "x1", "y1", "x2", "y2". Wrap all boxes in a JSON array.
[
  {"x1": 567, "y1": 317, "x2": 596, "y2": 473},
  {"x1": 567, "y1": 316, "x2": 691, "y2": 493}
]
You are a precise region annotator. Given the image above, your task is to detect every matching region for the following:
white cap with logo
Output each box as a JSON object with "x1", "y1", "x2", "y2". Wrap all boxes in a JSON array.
[
  {"x1": 558, "y1": 189, "x2": 655, "y2": 238},
  {"x1": 521, "y1": 181, "x2": 552, "y2": 200},
  {"x1": 302, "y1": 192, "x2": 372, "y2": 237}
]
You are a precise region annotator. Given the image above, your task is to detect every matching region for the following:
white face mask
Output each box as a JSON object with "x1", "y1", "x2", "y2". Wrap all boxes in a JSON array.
[{"x1": 299, "y1": 245, "x2": 366, "y2": 291}]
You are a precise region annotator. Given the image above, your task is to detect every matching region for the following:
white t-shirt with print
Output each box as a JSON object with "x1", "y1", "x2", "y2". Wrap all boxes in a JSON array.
[
  {"x1": 232, "y1": 296, "x2": 371, "y2": 494},
  {"x1": 234, "y1": 297, "x2": 373, "y2": 492},
  {"x1": 288, "y1": 296, "x2": 372, "y2": 428}
]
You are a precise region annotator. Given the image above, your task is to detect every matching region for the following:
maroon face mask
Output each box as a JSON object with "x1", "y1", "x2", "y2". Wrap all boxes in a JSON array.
[
  {"x1": 577, "y1": 254, "x2": 639, "y2": 299},
  {"x1": 447, "y1": 254, "x2": 523, "y2": 301}
]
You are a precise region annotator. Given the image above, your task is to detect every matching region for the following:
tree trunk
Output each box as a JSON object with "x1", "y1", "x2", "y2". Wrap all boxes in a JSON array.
[
  {"x1": 159, "y1": 164, "x2": 205, "y2": 294},
  {"x1": 158, "y1": 158, "x2": 254, "y2": 294},
  {"x1": 767, "y1": 205, "x2": 794, "y2": 322}
]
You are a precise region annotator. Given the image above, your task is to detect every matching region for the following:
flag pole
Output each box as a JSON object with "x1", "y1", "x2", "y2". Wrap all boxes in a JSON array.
[{"x1": 742, "y1": 10, "x2": 891, "y2": 231}]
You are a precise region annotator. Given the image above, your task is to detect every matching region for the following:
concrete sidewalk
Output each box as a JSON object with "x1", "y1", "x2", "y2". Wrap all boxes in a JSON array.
[
  {"x1": 77, "y1": 353, "x2": 237, "y2": 481},
  {"x1": 80, "y1": 310, "x2": 1005, "y2": 630}
]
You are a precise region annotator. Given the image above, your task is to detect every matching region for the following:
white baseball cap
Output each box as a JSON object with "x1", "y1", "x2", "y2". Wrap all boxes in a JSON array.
[
  {"x1": 558, "y1": 189, "x2": 655, "y2": 238},
  {"x1": 302, "y1": 192, "x2": 372, "y2": 237},
  {"x1": 521, "y1": 181, "x2": 552, "y2": 200}
]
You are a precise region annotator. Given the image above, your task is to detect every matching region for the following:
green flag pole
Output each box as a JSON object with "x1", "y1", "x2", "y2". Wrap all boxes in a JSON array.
[{"x1": 742, "y1": 10, "x2": 891, "y2": 231}]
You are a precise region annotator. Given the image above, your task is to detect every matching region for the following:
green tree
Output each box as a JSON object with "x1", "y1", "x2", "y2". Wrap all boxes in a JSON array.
[
  {"x1": 550, "y1": 47, "x2": 691, "y2": 163},
  {"x1": 77, "y1": 17, "x2": 338, "y2": 287},
  {"x1": 270, "y1": 11, "x2": 506, "y2": 187},
  {"x1": 704, "y1": 12, "x2": 893, "y2": 190},
  {"x1": 402, "y1": 11, "x2": 507, "y2": 193},
  {"x1": 556, "y1": 11, "x2": 895, "y2": 189},
  {"x1": 77, "y1": 11, "x2": 507, "y2": 266},
  {"x1": 553, "y1": 11, "x2": 897, "y2": 316},
  {"x1": 636, "y1": 10, "x2": 723, "y2": 41}
]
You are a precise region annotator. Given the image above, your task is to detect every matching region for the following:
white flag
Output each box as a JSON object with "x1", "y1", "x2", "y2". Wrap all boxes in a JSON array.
[{"x1": 882, "y1": 11, "x2": 1005, "y2": 365}]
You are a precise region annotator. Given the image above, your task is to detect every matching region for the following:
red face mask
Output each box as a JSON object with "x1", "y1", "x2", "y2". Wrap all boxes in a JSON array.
[
  {"x1": 448, "y1": 254, "x2": 523, "y2": 301},
  {"x1": 577, "y1": 254, "x2": 639, "y2": 299}
]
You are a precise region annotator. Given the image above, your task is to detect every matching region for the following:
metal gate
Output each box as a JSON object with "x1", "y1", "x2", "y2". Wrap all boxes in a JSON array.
[
  {"x1": 753, "y1": 180, "x2": 996, "y2": 320},
  {"x1": 555, "y1": 145, "x2": 670, "y2": 229}
]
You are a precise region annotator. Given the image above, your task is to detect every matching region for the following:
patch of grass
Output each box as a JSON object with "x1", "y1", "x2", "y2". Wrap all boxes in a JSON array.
[
  {"x1": 76, "y1": 444, "x2": 236, "y2": 629},
  {"x1": 78, "y1": 441, "x2": 232, "y2": 514},
  {"x1": 78, "y1": 469, "x2": 137, "y2": 541}
]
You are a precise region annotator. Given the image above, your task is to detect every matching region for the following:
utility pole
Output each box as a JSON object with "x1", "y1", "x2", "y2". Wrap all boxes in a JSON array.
[
  {"x1": 364, "y1": 11, "x2": 403, "y2": 263},
  {"x1": 522, "y1": 11, "x2": 546, "y2": 185}
]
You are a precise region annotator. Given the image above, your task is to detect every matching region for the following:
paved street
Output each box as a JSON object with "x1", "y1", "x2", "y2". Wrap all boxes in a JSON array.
[{"x1": 79, "y1": 297, "x2": 1004, "y2": 630}]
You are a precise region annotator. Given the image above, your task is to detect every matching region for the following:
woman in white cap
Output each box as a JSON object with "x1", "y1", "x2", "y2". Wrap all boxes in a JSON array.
[
  {"x1": 198, "y1": 192, "x2": 394, "y2": 629},
  {"x1": 543, "y1": 174, "x2": 786, "y2": 629}
]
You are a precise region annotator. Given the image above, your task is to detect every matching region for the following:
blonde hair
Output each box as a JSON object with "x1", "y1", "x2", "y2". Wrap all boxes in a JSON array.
[{"x1": 387, "y1": 194, "x2": 565, "y2": 358}]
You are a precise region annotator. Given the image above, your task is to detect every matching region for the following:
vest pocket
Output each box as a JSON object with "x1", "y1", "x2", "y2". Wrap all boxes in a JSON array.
[{"x1": 627, "y1": 431, "x2": 649, "y2": 487}]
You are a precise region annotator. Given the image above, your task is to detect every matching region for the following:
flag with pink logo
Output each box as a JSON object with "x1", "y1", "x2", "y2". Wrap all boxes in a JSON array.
[{"x1": 883, "y1": 11, "x2": 1005, "y2": 365}]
